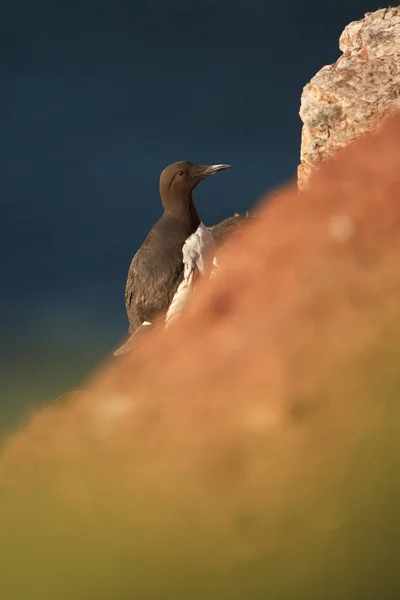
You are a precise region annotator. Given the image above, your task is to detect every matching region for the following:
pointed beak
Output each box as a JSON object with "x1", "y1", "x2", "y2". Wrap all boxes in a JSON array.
[{"x1": 194, "y1": 164, "x2": 231, "y2": 178}]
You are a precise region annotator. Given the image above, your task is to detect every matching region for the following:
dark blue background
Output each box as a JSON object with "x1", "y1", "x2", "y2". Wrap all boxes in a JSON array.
[{"x1": 1, "y1": 0, "x2": 377, "y2": 427}]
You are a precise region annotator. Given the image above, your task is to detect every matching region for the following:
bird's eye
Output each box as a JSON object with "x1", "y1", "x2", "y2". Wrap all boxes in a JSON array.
[{"x1": 177, "y1": 170, "x2": 184, "y2": 176}]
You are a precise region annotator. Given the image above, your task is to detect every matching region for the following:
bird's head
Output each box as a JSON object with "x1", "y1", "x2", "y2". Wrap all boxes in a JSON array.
[{"x1": 159, "y1": 161, "x2": 231, "y2": 209}]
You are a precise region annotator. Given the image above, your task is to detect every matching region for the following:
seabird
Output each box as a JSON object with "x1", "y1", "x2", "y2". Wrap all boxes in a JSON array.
[{"x1": 114, "y1": 160, "x2": 230, "y2": 356}]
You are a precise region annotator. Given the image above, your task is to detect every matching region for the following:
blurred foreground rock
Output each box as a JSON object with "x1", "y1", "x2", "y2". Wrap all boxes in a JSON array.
[
  {"x1": 2, "y1": 114, "x2": 400, "y2": 599},
  {"x1": 298, "y1": 7, "x2": 400, "y2": 188}
]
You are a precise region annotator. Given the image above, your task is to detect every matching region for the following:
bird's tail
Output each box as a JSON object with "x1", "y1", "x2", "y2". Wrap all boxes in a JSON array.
[{"x1": 113, "y1": 321, "x2": 153, "y2": 356}]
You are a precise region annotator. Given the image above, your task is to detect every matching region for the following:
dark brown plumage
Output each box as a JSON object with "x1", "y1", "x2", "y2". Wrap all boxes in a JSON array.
[{"x1": 122, "y1": 161, "x2": 231, "y2": 340}]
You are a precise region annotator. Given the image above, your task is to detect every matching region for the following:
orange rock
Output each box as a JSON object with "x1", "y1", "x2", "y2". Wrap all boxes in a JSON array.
[{"x1": 1, "y1": 113, "x2": 400, "y2": 600}]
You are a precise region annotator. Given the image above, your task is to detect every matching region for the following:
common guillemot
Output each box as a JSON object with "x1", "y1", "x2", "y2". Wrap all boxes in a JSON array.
[{"x1": 114, "y1": 160, "x2": 230, "y2": 356}]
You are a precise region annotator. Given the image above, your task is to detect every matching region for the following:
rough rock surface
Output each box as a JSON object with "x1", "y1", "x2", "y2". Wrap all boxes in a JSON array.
[{"x1": 298, "y1": 7, "x2": 400, "y2": 189}]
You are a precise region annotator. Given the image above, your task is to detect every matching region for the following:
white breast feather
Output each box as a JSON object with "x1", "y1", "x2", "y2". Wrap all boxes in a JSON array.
[{"x1": 165, "y1": 223, "x2": 215, "y2": 326}]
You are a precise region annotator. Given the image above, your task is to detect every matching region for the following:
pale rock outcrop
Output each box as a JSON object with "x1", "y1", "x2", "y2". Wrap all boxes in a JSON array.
[{"x1": 298, "y1": 7, "x2": 400, "y2": 189}]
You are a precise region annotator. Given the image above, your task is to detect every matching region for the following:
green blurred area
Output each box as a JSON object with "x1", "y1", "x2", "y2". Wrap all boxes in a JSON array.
[
  {"x1": 0, "y1": 328, "x2": 399, "y2": 600},
  {"x1": 0, "y1": 315, "x2": 117, "y2": 433}
]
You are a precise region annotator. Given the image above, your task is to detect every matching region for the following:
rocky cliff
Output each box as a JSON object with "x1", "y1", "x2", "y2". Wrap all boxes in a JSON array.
[
  {"x1": 298, "y1": 7, "x2": 400, "y2": 188},
  {"x1": 2, "y1": 8, "x2": 400, "y2": 600}
]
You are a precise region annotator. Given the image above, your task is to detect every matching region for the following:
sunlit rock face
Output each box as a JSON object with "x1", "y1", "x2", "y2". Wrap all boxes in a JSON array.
[
  {"x1": 298, "y1": 7, "x2": 400, "y2": 189},
  {"x1": 1, "y1": 114, "x2": 400, "y2": 600}
]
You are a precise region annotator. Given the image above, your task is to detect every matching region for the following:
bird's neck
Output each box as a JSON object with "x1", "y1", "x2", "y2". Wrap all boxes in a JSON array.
[{"x1": 163, "y1": 192, "x2": 201, "y2": 232}]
